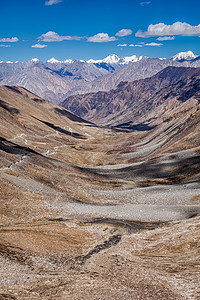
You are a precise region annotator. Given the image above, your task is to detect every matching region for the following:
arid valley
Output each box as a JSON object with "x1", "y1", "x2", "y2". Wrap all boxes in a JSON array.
[{"x1": 0, "y1": 71, "x2": 200, "y2": 299}]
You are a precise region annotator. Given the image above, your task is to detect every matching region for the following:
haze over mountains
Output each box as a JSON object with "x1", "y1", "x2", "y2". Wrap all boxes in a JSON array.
[{"x1": 0, "y1": 51, "x2": 200, "y2": 104}]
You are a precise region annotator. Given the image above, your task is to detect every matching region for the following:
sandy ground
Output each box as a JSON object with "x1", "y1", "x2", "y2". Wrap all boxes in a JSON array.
[{"x1": 61, "y1": 203, "x2": 200, "y2": 222}]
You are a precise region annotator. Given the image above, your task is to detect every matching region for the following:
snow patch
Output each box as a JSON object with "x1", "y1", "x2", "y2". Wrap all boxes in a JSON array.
[
  {"x1": 47, "y1": 57, "x2": 61, "y2": 63},
  {"x1": 87, "y1": 54, "x2": 144, "y2": 65},
  {"x1": 172, "y1": 51, "x2": 198, "y2": 61},
  {"x1": 31, "y1": 58, "x2": 40, "y2": 63},
  {"x1": 63, "y1": 59, "x2": 75, "y2": 64},
  {"x1": 47, "y1": 58, "x2": 75, "y2": 64}
]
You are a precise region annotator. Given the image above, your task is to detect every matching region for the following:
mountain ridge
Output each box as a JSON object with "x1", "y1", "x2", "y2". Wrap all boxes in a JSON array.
[
  {"x1": 61, "y1": 66, "x2": 200, "y2": 127},
  {"x1": 0, "y1": 51, "x2": 200, "y2": 103},
  {"x1": 1, "y1": 50, "x2": 199, "y2": 64}
]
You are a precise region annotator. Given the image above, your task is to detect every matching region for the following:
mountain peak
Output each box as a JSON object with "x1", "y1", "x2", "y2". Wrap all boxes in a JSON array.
[
  {"x1": 31, "y1": 58, "x2": 39, "y2": 63},
  {"x1": 87, "y1": 54, "x2": 144, "y2": 65},
  {"x1": 103, "y1": 54, "x2": 120, "y2": 64},
  {"x1": 172, "y1": 51, "x2": 198, "y2": 61},
  {"x1": 63, "y1": 59, "x2": 75, "y2": 64},
  {"x1": 86, "y1": 54, "x2": 120, "y2": 64},
  {"x1": 120, "y1": 55, "x2": 143, "y2": 64},
  {"x1": 47, "y1": 57, "x2": 60, "y2": 63},
  {"x1": 47, "y1": 58, "x2": 75, "y2": 64}
]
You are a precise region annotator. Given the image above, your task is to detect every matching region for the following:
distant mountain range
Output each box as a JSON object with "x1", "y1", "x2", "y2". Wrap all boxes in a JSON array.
[
  {"x1": 0, "y1": 51, "x2": 200, "y2": 103},
  {"x1": 61, "y1": 66, "x2": 200, "y2": 127}
]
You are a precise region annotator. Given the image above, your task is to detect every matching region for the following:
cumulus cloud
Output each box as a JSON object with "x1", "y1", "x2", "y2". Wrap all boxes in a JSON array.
[
  {"x1": 145, "y1": 42, "x2": 163, "y2": 46},
  {"x1": 129, "y1": 44, "x2": 143, "y2": 47},
  {"x1": 116, "y1": 29, "x2": 133, "y2": 37},
  {"x1": 0, "y1": 37, "x2": 19, "y2": 42},
  {"x1": 157, "y1": 36, "x2": 175, "y2": 41},
  {"x1": 140, "y1": 1, "x2": 151, "y2": 6},
  {"x1": 117, "y1": 44, "x2": 127, "y2": 47},
  {"x1": 38, "y1": 31, "x2": 81, "y2": 42},
  {"x1": 135, "y1": 22, "x2": 200, "y2": 38},
  {"x1": 88, "y1": 33, "x2": 117, "y2": 42},
  {"x1": 129, "y1": 42, "x2": 162, "y2": 47},
  {"x1": 45, "y1": 0, "x2": 62, "y2": 6},
  {"x1": 32, "y1": 44, "x2": 47, "y2": 48},
  {"x1": 0, "y1": 45, "x2": 11, "y2": 47}
]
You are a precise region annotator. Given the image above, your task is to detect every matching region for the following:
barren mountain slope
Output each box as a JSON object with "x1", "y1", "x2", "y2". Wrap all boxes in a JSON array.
[
  {"x1": 0, "y1": 86, "x2": 200, "y2": 299},
  {"x1": 107, "y1": 68, "x2": 200, "y2": 127},
  {"x1": 61, "y1": 66, "x2": 200, "y2": 125}
]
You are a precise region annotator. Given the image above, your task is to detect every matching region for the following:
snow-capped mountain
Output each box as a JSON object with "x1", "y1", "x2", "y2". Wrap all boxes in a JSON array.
[
  {"x1": 102, "y1": 54, "x2": 121, "y2": 64},
  {"x1": 87, "y1": 54, "x2": 120, "y2": 64},
  {"x1": 47, "y1": 58, "x2": 60, "y2": 64},
  {"x1": 87, "y1": 54, "x2": 144, "y2": 65},
  {"x1": 0, "y1": 51, "x2": 199, "y2": 65},
  {"x1": 30, "y1": 58, "x2": 40, "y2": 63},
  {"x1": 172, "y1": 51, "x2": 198, "y2": 61},
  {"x1": 0, "y1": 58, "x2": 40, "y2": 64},
  {"x1": 119, "y1": 55, "x2": 143, "y2": 64},
  {"x1": 63, "y1": 59, "x2": 75, "y2": 64},
  {"x1": 47, "y1": 57, "x2": 75, "y2": 64}
]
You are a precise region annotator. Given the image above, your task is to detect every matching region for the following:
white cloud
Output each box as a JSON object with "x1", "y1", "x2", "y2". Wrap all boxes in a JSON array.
[
  {"x1": 140, "y1": 1, "x2": 151, "y2": 6},
  {"x1": 129, "y1": 42, "x2": 162, "y2": 47},
  {"x1": 129, "y1": 44, "x2": 143, "y2": 47},
  {"x1": 45, "y1": 0, "x2": 62, "y2": 6},
  {"x1": 38, "y1": 31, "x2": 81, "y2": 42},
  {"x1": 157, "y1": 36, "x2": 175, "y2": 41},
  {"x1": 136, "y1": 22, "x2": 200, "y2": 38},
  {"x1": 0, "y1": 45, "x2": 11, "y2": 47},
  {"x1": 145, "y1": 42, "x2": 163, "y2": 46},
  {"x1": 88, "y1": 33, "x2": 117, "y2": 43},
  {"x1": 32, "y1": 43, "x2": 47, "y2": 48},
  {"x1": 116, "y1": 29, "x2": 133, "y2": 37},
  {"x1": 117, "y1": 44, "x2": 127, "y2": 47},
  {"x1": 0, "y1": 37, "x2": 19, "y2": 42}
]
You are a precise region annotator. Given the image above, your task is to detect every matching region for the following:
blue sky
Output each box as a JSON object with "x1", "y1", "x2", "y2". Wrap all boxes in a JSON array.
[{"x1": 0, "y1": 0, "x2": 200, "y2": 61}]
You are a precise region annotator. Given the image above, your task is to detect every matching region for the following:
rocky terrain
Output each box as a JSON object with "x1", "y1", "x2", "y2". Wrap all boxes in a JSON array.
[
  {"x1": 61, "y1": 66, "x2": 200, "y2": 126},
  {"x1": 0, "y1": 59, "x2": 110, "y2": 104},
  {"x1": 0, "y1": 84, "x2": 200, "y2": 299}
]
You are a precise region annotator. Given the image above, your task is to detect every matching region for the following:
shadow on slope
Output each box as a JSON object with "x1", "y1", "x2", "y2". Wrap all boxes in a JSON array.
[
  {"x1": 81, "y1": 155, "x2": 200, "y2": 184},
  {"x1": 4, "y1": 86, "x2": 23, "y2": 95},
  {"x1": 0, "y1": 137, "x2": 40, "y2": 155},
  {"x1": 54, "y1": 107, "x2": 93, "y2": 124},
  {"x1": 33, "y1": 117, "x2": 86, "y2": 139},
  {"x1": 0, "y1": 99, "x2": 20, "y2": 115},
  {"x1": 113, "y1": 121, "x2": 156, "y2": 131}
]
